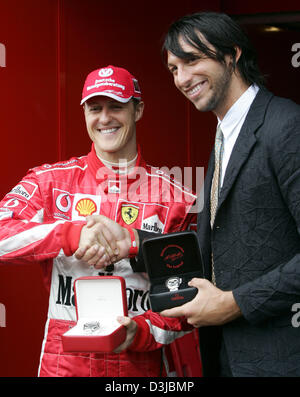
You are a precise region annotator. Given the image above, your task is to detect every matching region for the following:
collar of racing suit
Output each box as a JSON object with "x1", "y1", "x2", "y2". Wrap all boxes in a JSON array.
[{"x1": 87, "y1": 143, "x2": 147, "y2": 186}]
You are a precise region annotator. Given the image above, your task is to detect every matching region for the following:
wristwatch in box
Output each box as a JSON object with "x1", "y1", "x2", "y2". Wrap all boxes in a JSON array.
[{"x1": 142, "y1": 231, "x2": 203, "y2": 312}]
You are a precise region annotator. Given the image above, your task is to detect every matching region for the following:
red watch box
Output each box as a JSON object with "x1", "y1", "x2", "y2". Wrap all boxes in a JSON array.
[{"x1": 62, "y1": 276, "x2": 128, "y2": 353}]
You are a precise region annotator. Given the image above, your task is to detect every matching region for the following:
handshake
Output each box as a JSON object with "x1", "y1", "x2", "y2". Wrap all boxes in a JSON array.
[{"x1": 74, "y1": 215, "x2": 138, "y2": 268}]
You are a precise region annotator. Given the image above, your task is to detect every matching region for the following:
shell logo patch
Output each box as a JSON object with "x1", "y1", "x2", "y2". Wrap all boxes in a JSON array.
[
  {"x1": 75, "y1": 198, "x2": 97, "y2": 217},
  {"x1": 121, "y1": 204, "x2": 139, "y2": 225}
]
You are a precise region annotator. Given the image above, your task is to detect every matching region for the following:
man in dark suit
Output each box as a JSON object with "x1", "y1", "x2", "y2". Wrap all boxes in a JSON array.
[
  {"x1": 83, "y1": 12, "x2": 300, "y2": 376},
  {"x1": 159, "y1": 11, "x2": 300, "y2": 377}
]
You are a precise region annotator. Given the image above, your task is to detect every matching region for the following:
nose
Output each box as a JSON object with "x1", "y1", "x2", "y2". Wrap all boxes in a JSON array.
[
  {"x1": 98, "y1": 107, "x2": 112, "y2": 125},
  {"x1": 175, "y1": 66, "x2": 191, "y2": 90}
]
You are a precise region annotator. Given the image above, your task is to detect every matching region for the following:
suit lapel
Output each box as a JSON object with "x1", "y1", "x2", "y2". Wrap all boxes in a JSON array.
[
  {"x1": 197, "y1": 151, "x2": 214, "y2": 278},
  {"x1": 218, "y1": 88, "x2": 274, "y2": 209}
]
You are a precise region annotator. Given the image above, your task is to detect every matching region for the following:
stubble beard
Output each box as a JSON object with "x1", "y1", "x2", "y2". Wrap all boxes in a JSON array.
[{"x1": 195, "y1": 63, "x2": 233, "y2": 113}]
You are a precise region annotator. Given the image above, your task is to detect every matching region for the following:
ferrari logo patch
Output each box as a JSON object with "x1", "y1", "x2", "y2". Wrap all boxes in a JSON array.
[{"x1": 121, "y1": 204, "x2": 139, "y2": 225}]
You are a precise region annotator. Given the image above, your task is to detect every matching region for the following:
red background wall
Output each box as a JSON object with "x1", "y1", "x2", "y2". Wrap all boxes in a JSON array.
[{"x1": 0, "y1": 0, "x2": 299, "y2": 377}]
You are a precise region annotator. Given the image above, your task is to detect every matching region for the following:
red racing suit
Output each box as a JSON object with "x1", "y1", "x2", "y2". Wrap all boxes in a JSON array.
[{"x1": 0, "y1": 144, "x2": 197, "y2": 377}]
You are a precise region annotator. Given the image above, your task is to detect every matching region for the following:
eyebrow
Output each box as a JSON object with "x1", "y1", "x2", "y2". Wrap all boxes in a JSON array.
[{"x1": 86, "y1": 99, "x2": 117, "y2": 106}]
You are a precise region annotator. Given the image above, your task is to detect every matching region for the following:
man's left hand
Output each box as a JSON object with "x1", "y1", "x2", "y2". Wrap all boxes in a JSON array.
[
  {"x1": 113, "y1": 316, "x2": 138, "y2": 353},
  {"x1": 160, "y1": 278, "x2": 242, "y2": 327}
]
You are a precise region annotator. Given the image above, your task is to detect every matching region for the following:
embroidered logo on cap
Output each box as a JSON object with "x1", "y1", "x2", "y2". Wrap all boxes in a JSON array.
[{"x1": 98, "y1": 68, "x2": 113, "y2": 77}]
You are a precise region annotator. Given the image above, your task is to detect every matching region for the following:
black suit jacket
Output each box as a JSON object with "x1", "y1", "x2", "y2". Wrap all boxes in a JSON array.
[
  {"x1": 198, "y1": 87, "x2": 300, "y2": 376},
  {"x1": 136, "y1": 87, "x2": 300, "y2": 377}
]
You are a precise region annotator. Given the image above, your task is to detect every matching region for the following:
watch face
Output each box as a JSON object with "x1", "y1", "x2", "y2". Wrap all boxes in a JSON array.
[
  {"x1": 83, "y1": 321, "x2": 101, "y2": 334},
  {"x1": 165, "y1": 276, "x2": 182, "y2": 292}
]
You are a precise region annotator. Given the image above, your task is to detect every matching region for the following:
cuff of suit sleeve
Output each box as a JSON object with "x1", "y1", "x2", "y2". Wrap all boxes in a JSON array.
[
  {"x1": 232, "y1": 285, "x2": 264, "y2": 325},
  {"x1": 61, "y1": 222, "x2": 86, "y2": 256},
  {"x1": 128, "y1": 316, "x2": 151, "y2": 352}
]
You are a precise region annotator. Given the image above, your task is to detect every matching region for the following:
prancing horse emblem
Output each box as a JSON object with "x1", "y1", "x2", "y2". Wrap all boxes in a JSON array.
[{"x1": 121, "y1": 204, "x2": 139, "y2": 225}]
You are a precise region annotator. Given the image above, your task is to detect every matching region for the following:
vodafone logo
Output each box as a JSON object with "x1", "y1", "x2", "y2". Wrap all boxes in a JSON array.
[
  {"x1": 99, "y1": 68, "x2": 113, "y2": 77},
  {"x1": 56, "y1": 193, "x2": 71, "y2": 213}
]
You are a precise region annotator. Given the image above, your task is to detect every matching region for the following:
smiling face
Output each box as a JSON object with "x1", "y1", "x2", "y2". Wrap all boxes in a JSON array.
[
  {"x1": 167, "y1": 35, "x2": 238, "y2": 119},
  {"x1": 84, "y1": 97, "x2": 144, "y2": 162}
]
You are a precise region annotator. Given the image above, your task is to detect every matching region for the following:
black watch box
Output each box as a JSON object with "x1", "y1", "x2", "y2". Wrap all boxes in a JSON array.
[{"x1": 141, "y1": 231, "x2": 203, "y2": 312}]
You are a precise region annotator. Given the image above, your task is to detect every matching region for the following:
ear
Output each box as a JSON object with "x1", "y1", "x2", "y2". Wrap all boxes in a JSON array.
[
  {"x1": 134, "y1": 101, "x2": 144, "y2": 122},
  {"x1": 234, "y1": 46, "x2": 242, "y2": 64}
]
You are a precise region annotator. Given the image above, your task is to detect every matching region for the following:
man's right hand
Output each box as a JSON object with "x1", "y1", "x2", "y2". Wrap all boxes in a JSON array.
[
  {"x1": 74, "y1": 222, "x2": 114, "y2": 268},
  {"x1": 74, "y1": 215, "x2": 138, "y2": 269}
]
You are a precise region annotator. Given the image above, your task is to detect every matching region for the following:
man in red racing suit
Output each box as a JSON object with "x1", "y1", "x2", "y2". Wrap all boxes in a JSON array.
[{"x1": 0, "y1": 65, "x2": 196, "y2": 377}]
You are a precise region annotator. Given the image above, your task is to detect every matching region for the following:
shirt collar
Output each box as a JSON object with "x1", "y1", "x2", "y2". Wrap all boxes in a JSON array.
[{"x1": 218, "y1": 84, "x2": 259, "y2": 139}]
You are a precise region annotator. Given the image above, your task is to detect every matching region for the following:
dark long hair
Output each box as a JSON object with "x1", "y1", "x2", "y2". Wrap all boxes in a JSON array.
[{"x1": 163, "y1": 12, "x2": 265, "y2": 86}]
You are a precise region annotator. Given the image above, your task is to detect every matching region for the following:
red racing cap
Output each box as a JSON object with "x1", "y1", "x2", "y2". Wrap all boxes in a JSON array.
[{"x1": 80, "y1": 65, "x2": 142, "y2": 105}]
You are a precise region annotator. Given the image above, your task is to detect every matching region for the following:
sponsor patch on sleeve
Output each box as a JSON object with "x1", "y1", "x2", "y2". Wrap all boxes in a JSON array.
[{"x1": 7, "y1": 181, "x2": 38, "y2": 201}]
